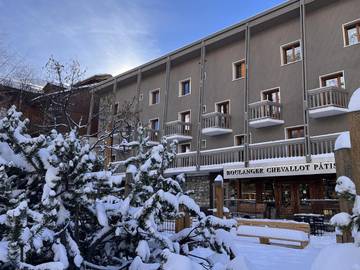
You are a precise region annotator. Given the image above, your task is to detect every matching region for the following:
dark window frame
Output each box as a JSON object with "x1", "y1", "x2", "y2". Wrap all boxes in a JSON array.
[
  {"x1": 233, "y1": 60, "x2": 246, "y2": 80},
  {"x1": 320, "y1": 72, "x2": 345, "y2": 89},
  {"x1": 344, "y1": 21, "x2": 360, "y2": 46},
  {"x1": 149, "y1": 89, "x2": 160, "y2": 105},
  {"x1": 282, "y1": 41, "x2": 302, "y2": 65}
]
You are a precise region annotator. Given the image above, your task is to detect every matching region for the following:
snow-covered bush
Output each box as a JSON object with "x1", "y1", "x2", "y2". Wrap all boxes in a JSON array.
[
  {"x1": 0, "y1": 106, "x2": 238, "y2": 269},
  {"x1": 330, "y1": 175, "x2": 360, "y2": 245}
]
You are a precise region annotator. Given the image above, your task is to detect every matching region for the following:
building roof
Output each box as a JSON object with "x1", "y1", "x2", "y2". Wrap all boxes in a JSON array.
[{"x1": 94, "y1": 0, "x2": 314, "y2": 92}]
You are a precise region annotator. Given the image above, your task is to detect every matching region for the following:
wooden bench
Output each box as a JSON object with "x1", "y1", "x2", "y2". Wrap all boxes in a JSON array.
[{"x1": 236, "y1": 218, "x2": 310, "y2": 249}]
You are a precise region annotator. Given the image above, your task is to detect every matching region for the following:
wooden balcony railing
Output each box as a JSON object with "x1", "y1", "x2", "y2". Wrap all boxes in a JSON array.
[
  {"x1": 310, "y1": 133, "x2": 338, "y2": 155},
  {"x1": 202, "y1": 112, "x2": 231, "y2": 129},
  {"x1": 110, "y1": 133, "x2": 339, "y2": 172},
  {"x1": 169, "y1": 151, "x2": 197, "y2": 168},
  {"x1": 164, "y1": 120, "x2": 191, "y2": 137},
  {"x1": 308, "y1": 86, "x2": 348, "y2": 109},
  {"x1": 249, "y1": 100, "x2": 282, "y2": 121},
  {"x1": 249, "y1": 137, "x2": 305, "y2": 160},
  {"x1": 200, "y1": 146, "x2": 244, "y2": 166}
]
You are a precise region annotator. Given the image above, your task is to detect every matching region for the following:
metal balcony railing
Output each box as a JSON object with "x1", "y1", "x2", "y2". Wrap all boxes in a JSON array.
[
  {"x1": 202, "y1": 112, "x2": 231, "y2": 129},
  {"x1": 308, "y1": 86, "x2": 348, "y2": 109},
  {"x1": 249, "y1": 100, "x2": 282, "y2": 121}
]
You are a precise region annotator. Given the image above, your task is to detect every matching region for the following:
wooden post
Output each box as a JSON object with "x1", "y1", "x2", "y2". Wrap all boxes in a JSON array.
[
  {"x1": 334, "y1": 135, "x2": 353, "y2": 243},
  {"x1": 214, "y1": 175, "x2": 224, "y2": 218},
  {"x1": 175, "y1": 206, "x2": 191, "y2": 233},
  {"x1": 175, "y1": 217, "x2": 185, "y2": 233},
  {"x1": 255, "y1": 182, "x2": 263, "y2": 203},
  {"x1": 349, "y1": 110, "x2": 360, "y2": 194}
]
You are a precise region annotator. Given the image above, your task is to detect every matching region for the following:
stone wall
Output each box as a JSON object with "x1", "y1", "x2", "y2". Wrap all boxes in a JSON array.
[{"x1": 184, "y1": 175, "x2": 211, "y2": 210}]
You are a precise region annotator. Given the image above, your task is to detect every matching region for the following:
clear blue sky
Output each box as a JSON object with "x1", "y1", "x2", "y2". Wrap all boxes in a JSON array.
[{"x1": 0, "y1": 0, "x2": 286, "y2": 80}]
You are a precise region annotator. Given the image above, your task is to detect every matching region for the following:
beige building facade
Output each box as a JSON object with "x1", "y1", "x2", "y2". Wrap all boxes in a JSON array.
[{"x1": 92, "y1": 0, "x2": 360, "y2": 219}]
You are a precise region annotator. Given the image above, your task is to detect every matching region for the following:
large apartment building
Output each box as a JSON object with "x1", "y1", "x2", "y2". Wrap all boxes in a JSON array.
[{"x1": 92, "y1": 0, "x2": 360, "y2": 219}]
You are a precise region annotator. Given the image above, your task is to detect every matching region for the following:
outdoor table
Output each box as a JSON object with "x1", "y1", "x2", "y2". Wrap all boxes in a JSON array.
[{"x1": 294, "y1": 213, "x2": 325, "y2": 235}]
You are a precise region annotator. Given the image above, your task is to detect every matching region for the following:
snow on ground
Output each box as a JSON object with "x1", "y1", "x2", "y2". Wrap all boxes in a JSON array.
[
  {"x1": 190, "y1": 233, "x2": 338, "y2": 270},
  {"x1": 231, "y1": 233, "x2": 336, "y2": 270}
]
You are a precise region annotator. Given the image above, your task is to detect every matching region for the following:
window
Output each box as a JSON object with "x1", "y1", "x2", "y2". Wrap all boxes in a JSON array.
[
  {"x1": 149, "y1": 89, "x2": 160, "y2": 105},
  {"x1": 344, "y1": 20, "x2": 360, "y2": 46},
  {"x1": 262, "y1": 88, "x2": 280, "y2": 103},
  {"x1": 149, "y1": 118, "x2": 160, "y2": 131},
  {"x1": 320, "y1": 72, "x2": 345, "y2": 89},
  {"x1": 179, "y1": 79, "x2": 191, "y2": 96},
  {"x1": 179, "y1": 111, "x2": 191, "y2": 132},
  {"x1": 216, "y1": 101, "x2": 230, "y2": 114},
  {"x1": 281, "y1": 41, "x2": 301, "y2": 65},
  {"x1": 286, "y1": 126, "x2": 304, "y2": 139},
  {"x1": 179, "y1": 143, "x2": 191, "y2": 153},
  {"x1": 281, "y1": 184, "x2": 292, "y2": 207},
  {"x1": 234, "y1": 134, "x2": 246, "y2": 146},
  {"x1": 201, "y1": 140, "x2": 207, "y2": 149},
  {"x1": 299, "y1": 184, "x2": 311, "y2": 206},
  {"x1": 233, "y1": 60, "x2": 246, "y2": 80},
  {"x1": 202, "y1": 105, "x2": 207, "y2": 114},
  {"x1": 113, "y1": 103, "x2": 118, "y2": 115}
]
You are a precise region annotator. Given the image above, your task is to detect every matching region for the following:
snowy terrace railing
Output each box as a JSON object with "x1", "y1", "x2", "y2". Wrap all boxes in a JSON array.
[
  {"x1": 249, "y1": 137, "x2": 305, "y2": 160},
  {"x1": 158, "y1": 219, "x2": 176, "y2": 232},
  {"x1": 310, "y1": 133, "x2": 339, "y2": 155},
  {"x1": 169, "y1": 151, "x2": 197, "y2": 168},
  {"x1": 308, "y1": 86, "x2": 348, "y2": 109},
  {"x1": 248, "y1": 100, "x2": 282, "y2": 121},
  {"x1": 164, "y1": 120, "x2": 191, "y2": 137},
  {"x1": 202, "y1": 112, "x2": 231, "y2": 129},
  {"x1": 111, "y1": 133, "x2": 339, "y2": 172},
  {"x1": 200, "y1": 146, "x2": 245, "y2": 166}
]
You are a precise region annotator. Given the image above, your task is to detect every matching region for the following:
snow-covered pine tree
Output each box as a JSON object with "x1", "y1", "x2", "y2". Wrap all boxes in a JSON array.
[
  {"x1": 0, "y1": 107, "x2": 238, "y2": 269},
  {"x1": 0, "y1": 106, "x2": 123, "y2": 269},
  {"x1": 330, "y1": 176, "x2": 360, "y2": 245},
  {"x1": 114, "y1": 127, "x2": 239, "y2": 269}
]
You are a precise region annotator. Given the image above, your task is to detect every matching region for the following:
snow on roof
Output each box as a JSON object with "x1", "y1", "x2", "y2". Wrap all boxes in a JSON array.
[
  {"x1": 348, "y1": 88, "x2": 360, "y2": 112},
  {"x1": 334, "y1": 131, "x2": 351, "y2": 151}
]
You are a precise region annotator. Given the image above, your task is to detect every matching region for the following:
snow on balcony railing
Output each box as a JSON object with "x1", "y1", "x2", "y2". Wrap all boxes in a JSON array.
[
  {"x1": 249, "y1": 137, "x2": 305, "y2": 160},
  {"x1": 249, "y1": 100, "x2": 282, "y2": 121},
  {"x1": 110, "y1": 133, "x2": 339, "y2": 173},
  {"x1": 310, "y1": 133, "x2": 341, "y2": 155},
  {"x1": 169, "y1": 151, "x2": 197, "y2": 168},
  {"x1": 202, "y1": 112, "x2": 231, "y2": 129},
  {"x1": 164, "y1": 120, "x2": 191, "y2": 137},
  {"x1": 200, "y1": 145, "x2": 244, "y2": 165},
  {"x1": 308, "y1": 86, "x2": 348, "y2": 109}
]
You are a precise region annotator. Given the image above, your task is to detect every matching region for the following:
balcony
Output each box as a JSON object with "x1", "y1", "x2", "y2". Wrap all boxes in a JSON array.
[
  {"x1": 164, "y1": 120, "x2": 192, "y2": 142},
  {"x1": 110, "y1": 133, "x2": 339, "y2": 174},
  {"x1": 202, "y1": 112, "x2": 232, "y2": 136},
  {"x1": 249, "y1": 100, "x2": 284, "y2": 128},
  {"x1": 308, "y1": 86, "x2": 348, "y2": 118}
]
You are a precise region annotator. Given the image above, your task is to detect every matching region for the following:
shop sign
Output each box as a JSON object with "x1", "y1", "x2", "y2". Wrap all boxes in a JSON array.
[{"x1": 224, "y1": 162, "x2": 336, "y2": 179}]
